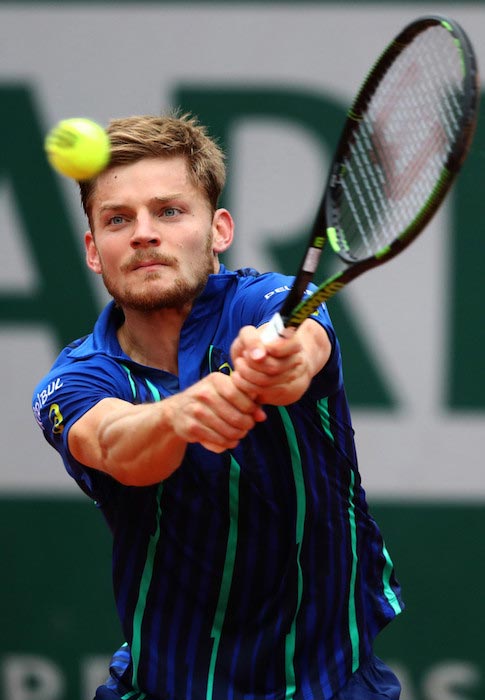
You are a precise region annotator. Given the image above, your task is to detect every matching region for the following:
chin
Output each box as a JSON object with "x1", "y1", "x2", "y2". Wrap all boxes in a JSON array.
[{"x1": 116, "y1": 283, "x2": 199, "y2": 312}]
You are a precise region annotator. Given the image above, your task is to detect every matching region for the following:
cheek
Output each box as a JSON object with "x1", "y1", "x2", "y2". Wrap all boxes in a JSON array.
[
  {"x1": 90, "y1": 246, "x2": 118, "y2": 277},
  {"x1": 178, "y1": 230, "x2": 212, "y2": 257},
  {"x1": 97, "y1": 238, "x2": 125, "y2": 265}
]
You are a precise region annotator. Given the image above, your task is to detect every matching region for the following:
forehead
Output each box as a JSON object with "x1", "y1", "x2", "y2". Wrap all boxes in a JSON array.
[{"x1": 91, "y1": 155, "x2": 200, "y2": 207}]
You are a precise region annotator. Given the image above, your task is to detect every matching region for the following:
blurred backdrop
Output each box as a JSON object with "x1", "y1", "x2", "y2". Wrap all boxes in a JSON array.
[{"x1": 1, "y1": 1, "x2": 484, "y2": 699}]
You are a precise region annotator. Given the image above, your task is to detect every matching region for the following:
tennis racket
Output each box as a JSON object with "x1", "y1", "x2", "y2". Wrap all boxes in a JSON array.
[{"x1": 262, "y1": 15, "x2": 479, "y2": 341}]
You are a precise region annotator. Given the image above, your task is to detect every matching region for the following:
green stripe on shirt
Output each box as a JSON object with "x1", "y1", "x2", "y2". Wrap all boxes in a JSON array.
[
  {"x1": 317, "y1": 397, "x2": 360, "y2": 671},
  {"x1": 278, "y1": 407, "x2": 306, "y2": 699},
  {"x1": 120, "y1": 365, "x2": 164, "y2": 693},
  {"x1": 206, "y1": 455, "x2": 241, "y2": 700},
  {"x1": 130, "y1": 482, "x2": 164, "y2": 691}
]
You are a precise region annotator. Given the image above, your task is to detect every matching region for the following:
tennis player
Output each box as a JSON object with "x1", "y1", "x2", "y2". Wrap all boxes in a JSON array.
[{"x1": 32, "y1": 113, "x2": 403, "y2": 700}]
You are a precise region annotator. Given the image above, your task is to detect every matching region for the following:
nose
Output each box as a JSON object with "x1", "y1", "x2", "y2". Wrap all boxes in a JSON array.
[{"x1": 130, "y1": 211, "x2": 161, "y2": 247}]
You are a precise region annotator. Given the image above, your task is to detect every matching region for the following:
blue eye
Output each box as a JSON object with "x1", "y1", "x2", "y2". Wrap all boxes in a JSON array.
[
  {"x1": 162, "y1": 207, "x2": 180, "y2": 218},
  {"x1": 109, "y1": 215, "x2": 125, "y2": 225}
]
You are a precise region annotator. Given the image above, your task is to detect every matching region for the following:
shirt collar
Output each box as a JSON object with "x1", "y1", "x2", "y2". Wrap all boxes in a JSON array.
[{"x1": 67, "y1": 265, "x2": 237, "y2": 360}]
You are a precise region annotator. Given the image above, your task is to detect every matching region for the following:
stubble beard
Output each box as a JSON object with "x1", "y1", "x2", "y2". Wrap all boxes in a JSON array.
[{"x1": 101, "y1": 240, "x2": 216, "y2": 313}]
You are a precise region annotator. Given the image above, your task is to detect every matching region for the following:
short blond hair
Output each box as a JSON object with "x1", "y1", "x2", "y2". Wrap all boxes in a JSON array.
[{"x1": 79, "y1": 112, "x2": 226, "y2": 220}]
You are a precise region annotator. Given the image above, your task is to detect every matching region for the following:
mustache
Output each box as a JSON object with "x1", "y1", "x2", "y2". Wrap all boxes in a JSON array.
[{"x1": 121, "y1": 252, "x2": 179, "y2": 272}]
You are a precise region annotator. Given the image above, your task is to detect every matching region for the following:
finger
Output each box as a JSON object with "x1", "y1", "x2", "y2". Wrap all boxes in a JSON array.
[
  {"x1": 263, "y1": 334, "x2": 303, "y2": 359},
  {"x1": 232, "y1": 325, "x2": 267, "y2": 364},
  {"x1": 192, "y1": 373, "x2": 242, "y2": 407},
  {"x1": 200, "y1": 441, "x2": 230, "y2": 453},
  {"x1": 191, "y1": 378, "x2": 260, "y2": 434},
  {"x1": 234, "y1": 354, "x2": 301, "y2": 381},
  {"x1": 253, "y1": 406, "x2": 267, "y2": 422},
  {"x1": 184, "y1": 407, "x2": 254, "y2": 447},
  {"x1": 210, "y1": 368, "x2": 265, "y2": 410},
  {"x1": 199, "y1": 402, "x2": 266, "y2": 452},
  {"x1": 232, "y1": 363, "x2": 271, "y2": 390}
]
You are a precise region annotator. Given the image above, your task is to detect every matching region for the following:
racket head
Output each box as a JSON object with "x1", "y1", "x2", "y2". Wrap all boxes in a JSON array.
[{"x1": 323, "y1": 15, "x2": 479, "y2": 267}]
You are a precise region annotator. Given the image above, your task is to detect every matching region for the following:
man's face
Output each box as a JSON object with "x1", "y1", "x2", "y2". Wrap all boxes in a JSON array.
[{"x1": 85, "y1": 156, "x2": 221, "y2": 312}]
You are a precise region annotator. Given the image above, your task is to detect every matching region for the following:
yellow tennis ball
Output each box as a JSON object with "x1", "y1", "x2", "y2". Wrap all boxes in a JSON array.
[{"x1": 44, "y1": 117, "x2": 110, "y2": 180}]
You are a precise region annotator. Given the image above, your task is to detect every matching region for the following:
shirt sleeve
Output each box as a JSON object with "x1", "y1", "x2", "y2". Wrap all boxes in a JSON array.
[{"x1": 32, "y1": 356, "x2": 134, "y2": 499}]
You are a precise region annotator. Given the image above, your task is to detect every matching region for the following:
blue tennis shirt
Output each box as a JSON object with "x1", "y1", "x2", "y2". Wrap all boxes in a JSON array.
[{"x1": 33, "y1": 265, "x2": 403, "y2": 700}]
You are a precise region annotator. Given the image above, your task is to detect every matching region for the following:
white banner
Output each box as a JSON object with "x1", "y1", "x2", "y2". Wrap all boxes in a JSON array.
[{"x1": 0, "y1": 2, "x2": 483, "y2": 498}]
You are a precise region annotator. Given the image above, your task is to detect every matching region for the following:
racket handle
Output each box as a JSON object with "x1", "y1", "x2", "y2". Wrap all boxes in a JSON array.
[{"x1": 260, "y1": 312, "x2": 286, "y2": 343}]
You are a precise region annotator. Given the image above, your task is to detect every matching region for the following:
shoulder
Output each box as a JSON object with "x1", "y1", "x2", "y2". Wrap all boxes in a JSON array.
[
  {"x1": 34, "y1": 300, "x2": 129, "y2": 396},
  {"x1": 226, "y1": 269, "x2": 293, "y2": 330},
  {"x1": 231, "y1": 268, "x2": 295, "y2": 309},
  {"x1": 32, "y1": 354, "x2": 133, "y2": 432}
]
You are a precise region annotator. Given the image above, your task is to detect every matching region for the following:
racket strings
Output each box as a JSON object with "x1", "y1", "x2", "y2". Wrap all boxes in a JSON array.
[{"x1": 335, "y1": 23, "x2": 468, "y2": 262}]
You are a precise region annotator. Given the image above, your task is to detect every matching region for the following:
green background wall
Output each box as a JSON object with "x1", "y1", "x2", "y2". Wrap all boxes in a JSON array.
[{"x1": 2, "y1": 500, "x2": 484, "y2": 700}]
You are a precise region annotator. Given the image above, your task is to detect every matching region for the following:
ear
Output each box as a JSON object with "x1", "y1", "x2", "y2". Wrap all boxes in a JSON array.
[
  {"x1": 85, "y1": 231, "x2": 102, "y2": 274},
  {"x1": 211, "y1": 208, "x2": 234, "y2": 254}
]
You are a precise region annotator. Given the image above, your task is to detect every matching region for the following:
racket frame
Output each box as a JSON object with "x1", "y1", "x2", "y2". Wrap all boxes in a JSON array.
[{"x1": 269, "y1": 15, "x2": 479, "y2": 335}]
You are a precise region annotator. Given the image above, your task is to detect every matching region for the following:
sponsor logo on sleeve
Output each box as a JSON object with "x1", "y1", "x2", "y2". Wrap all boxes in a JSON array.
[
  {"x1": 264, "y1": 285, "x2": 292, "y2": 300},
  {"x1": 32, "y1": 378, "x2": 64, "y2": 430},
  {"x1": 48, "y1": 403, "x2": 65, "y2": 435}
]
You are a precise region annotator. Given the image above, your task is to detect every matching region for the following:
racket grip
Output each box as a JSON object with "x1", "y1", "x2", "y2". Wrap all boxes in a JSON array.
[{"x1": 260, "y1": 312, "x2": 286, "y2": 343}]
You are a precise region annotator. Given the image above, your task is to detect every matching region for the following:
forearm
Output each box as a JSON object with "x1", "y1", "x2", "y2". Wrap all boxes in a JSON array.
[
  {"x1": 296, "y1": 318, "x2": 332, "y2": 378},
  {"x1": 68, "y1": 397, "x2": 187, "y2": 486},
  {"x1": 69, "y1": 373, "x2": 265, "y2": 487},
  {"x1": 97, "y1": 399, "x2": 187, "y2": 485}
]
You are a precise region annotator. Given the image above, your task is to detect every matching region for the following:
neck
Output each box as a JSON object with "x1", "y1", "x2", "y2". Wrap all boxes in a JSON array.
[{"x1": 117, "y1": 306, "x2": 190, "y2": 374}]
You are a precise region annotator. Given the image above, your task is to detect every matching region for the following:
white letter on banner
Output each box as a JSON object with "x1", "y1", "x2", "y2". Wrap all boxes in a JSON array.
[
  {"x1": 423, "y1": 661, "x2": 481, "y2": 700},
  {"x1": 1, "y1": 655, "x2": 64, "y2": 700}
]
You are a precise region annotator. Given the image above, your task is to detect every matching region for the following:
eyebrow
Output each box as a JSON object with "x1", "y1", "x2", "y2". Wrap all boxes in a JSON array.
[{"x1": 98, "y1": 194, "x2": 185, "y2": 214}]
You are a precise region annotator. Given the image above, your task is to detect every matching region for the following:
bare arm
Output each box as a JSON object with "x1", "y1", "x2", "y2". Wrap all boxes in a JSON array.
[
  {"x1": 230, "y1": 318, "x2": 332, "y2": 406},
  {"x1": 68, "y1": 372, "x2": 266, "y2": 487}
]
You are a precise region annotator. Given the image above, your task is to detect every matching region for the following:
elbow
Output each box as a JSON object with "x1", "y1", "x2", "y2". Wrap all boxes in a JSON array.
[
  {"x1": 101, "y1": 448, "x2": 182, "y2": 487},
  {"x1": 109, "y1": 463, "x2": 176, "y2": 487}
]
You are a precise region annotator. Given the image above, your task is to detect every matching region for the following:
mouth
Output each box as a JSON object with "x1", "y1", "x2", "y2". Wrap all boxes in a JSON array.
[
  {"x1": 128, "y1": 258, "x2": 172, "y2": 273},
  {"x1": 134, "y1": 261, "x2": 166, "y2": 271},
  {"x1": 122, "y1": 253, "x2": 178, "y2": 274}
]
